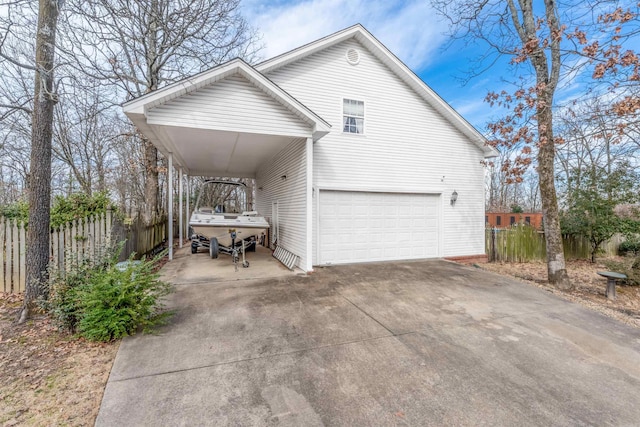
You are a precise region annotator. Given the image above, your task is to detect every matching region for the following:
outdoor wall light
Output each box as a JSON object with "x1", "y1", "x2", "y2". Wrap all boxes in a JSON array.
[
  {"x1": 451, "y1": 190, "x2": 458, "y2": 206},
  {"x1": 281, "y1": 175, "x2": 287, "y2": 181}
]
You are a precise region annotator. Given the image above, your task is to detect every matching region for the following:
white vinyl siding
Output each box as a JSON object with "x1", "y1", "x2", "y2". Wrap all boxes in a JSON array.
[
  {"x1": 146, "y1": 74, "x2": 310, "y2": 137},
  {"x1": 318, "y1": 191, "x2": 439, "y2": 265},
  {"x1": 255, "y1": 138, "x2": 309, "y2": 269},
  {"x1": 266, "y1": 39, "x2": 487, "y2": 260}
]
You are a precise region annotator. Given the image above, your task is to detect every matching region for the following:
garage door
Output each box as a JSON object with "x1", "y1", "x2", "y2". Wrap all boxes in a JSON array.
[{"x1": 318, "y1": 191, "x2": 440, "y2": 265}]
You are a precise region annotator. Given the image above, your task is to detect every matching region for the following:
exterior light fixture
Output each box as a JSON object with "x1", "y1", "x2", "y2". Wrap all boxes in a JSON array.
[
  {"x1": 281, "y1": 175, "x2": 287, "y2": 181},
  {"x1": 450, "y1": 190, "x2": 458, "y2": 206}
]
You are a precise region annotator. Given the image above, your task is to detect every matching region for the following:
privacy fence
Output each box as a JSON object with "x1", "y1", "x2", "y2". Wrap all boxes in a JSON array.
[
  {"x1": 112, "y1": 216, "x2": 168, "y2": 262},
  {"x1": 0, "y1": 211, "x2": 167, "y2": 293},
  {"x1": 486, "y1": 226, "x2": 624, "y2": 263}
]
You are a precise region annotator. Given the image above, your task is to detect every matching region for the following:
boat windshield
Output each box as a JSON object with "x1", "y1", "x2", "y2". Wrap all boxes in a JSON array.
[{"x1": 194, "y1": 180, "x2": 250, "y2": 214}]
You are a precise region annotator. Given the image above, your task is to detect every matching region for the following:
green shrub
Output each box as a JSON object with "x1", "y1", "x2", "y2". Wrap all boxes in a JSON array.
[
  {"x1": 46, "y1": 261, "x2": 94, "y2": 333},
  {"x1": 51, "y1": 191, "x2": 115, "y2": 227},
  {"x1": 0, "y1": 199, "x2": 29, "y2": 221},
  {"x1": 0, "y1": 191, "x2": 116, "y2": 227},
  {"x1": 45, "y1": 243, "x2": 172, "y2": 341},
  {"x1": 78, "y1": 256, "x2": 172, "y2": 341},
  {"x1": 619, "y1": 239, "x2": 640, "y2": 256}
]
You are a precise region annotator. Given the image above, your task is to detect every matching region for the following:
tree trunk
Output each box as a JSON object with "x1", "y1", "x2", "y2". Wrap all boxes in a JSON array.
[
  {"x1": 537, "y1": 97, "x2": 572, "y2": 289},
  {"x1": 244, "y1": 178, "x2": 254, "y2": 210},
  {"x1": 143, "y1": 137, "x2": 159, "y2": 224},
  {"x1": 142, "y1": 0, "x2": 161, "y2": 225},
  {"x1": 18, "y1": 0, "x2": 61, "y2": 323},
  {"x1": 508, "y1": 0, "x2": 572, "y2": 289}
]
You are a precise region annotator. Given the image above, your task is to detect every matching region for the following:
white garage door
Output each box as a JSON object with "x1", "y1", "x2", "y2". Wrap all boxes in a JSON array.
[{"x1": 318, "y1": 191, "x2": 440, "y2": 265}]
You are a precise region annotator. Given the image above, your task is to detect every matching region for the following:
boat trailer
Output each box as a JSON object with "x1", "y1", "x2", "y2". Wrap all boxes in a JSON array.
[{"x1": 191, "y1": 229, "x2": 256, "y2": 270}]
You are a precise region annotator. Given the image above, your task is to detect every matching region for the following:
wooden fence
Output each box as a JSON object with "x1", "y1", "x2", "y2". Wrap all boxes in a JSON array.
[
  {"x1": 0, "y1": 211, "x2": 168, "y2": 293},
  {"x1": 112, "y1": 216, "x2": 168, "y2": 262},
  {"x1": 486, "y1": 226, "x2": 624, "y2": 263},
  {"x1": 0, "y1": 211, "x2": 113, "y2": 293}
]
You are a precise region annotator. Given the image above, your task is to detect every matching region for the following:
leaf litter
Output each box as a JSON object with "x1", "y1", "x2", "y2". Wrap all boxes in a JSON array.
[{"x1": 0, "y1": 293, "x2": 118, "y2": 426}]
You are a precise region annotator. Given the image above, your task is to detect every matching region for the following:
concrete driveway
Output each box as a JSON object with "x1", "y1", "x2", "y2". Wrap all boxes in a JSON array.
[{"x1": 96, "y1": 257, "x2": 640, "y2": 426}]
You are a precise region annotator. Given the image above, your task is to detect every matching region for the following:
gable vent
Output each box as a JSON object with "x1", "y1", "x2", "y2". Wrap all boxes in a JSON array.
[{"x1": 346, "y1": 48, "x2": 360, "y2": 65}]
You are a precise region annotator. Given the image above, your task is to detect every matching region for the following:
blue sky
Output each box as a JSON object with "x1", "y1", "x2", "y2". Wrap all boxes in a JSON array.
[{"x1": 241, "y1": 0, "x2": 503, "y2": 131}]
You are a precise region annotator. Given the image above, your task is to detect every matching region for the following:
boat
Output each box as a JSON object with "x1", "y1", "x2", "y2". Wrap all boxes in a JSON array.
[
  {"x1": 190, "y1": 210, "x2": 269, "y2": 247},
  {"x1": 189, "y1": 180, "x2": 269, "y2": 257}
]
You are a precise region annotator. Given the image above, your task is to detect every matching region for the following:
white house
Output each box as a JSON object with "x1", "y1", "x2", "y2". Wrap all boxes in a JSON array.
[{"x1": 123, "y1": 24, "x2": 498, "y2": 271}]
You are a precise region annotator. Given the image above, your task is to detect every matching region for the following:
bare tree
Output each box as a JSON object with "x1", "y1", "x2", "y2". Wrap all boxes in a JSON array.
[
  {"x1": 111, "y1": 128, "x2": 147, "y2": 216},
  {"x1": 556, "y1": 96, "x2": 640, "y2": 204},
  {"x1": 432, "y1": 0, "x2": 639, "y2": 289},
  {"x1": 0, "y1": 1, "x2": 37, "y2": 206},
  {"x1": 17, "y1": 0, "x2": 64, "y2": 323},
  {"x1": 52, "y1": 80, "x2": 120, "y2": 195},
  {"x1": 64, "y1": 0, "x2": 261, "y2": 223}
]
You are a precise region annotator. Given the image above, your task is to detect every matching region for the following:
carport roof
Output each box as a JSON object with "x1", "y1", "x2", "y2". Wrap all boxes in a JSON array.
[{"x1": 123, "y1": 59, "x2": 331, "y2": 177}]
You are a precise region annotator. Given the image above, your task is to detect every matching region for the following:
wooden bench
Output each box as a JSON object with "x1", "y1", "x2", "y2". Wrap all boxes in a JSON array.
[{"x1": 597, "y1": 271, "x2": 627, "y2": 301}]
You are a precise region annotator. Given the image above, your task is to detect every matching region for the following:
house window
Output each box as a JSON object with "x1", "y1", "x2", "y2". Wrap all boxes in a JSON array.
[
  {"x1": 496, "y1": 216, "x2": 501, "y2": 226},
  {"x1": 510, "y1": 216, "x2": 516, "y2": 225},
  {"x1": 343, "y1": 99, "x2": 364, "y2": 134},
  {"x1": 525, "y1": 216, "x2": 531, "y2": 225}
]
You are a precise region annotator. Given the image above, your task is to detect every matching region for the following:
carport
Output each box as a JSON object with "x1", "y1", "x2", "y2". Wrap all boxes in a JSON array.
[{"x1": 123, "y1": 59, "x2": 330, "y2": 270}]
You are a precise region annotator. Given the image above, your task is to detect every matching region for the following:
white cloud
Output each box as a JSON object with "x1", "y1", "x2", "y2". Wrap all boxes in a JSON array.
[{"x1": 242, "y1": 0, "x2": 449, "y2": 70}]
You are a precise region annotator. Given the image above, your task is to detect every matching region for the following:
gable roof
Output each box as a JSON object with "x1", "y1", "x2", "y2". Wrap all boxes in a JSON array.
[
  {"x1": 123, "y1": 58, "x2": 331, "y2": 141},
  {"x1": 256, "y1": 24, "x2": 498, "y2": 158}
]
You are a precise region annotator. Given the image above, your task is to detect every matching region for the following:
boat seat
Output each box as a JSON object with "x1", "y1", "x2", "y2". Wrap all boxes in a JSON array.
[{"x1": 198, "y1": 207, "x2": 214, "y2": 214}]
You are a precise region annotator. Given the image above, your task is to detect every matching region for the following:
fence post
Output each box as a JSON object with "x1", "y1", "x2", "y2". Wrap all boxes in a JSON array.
[
  {"x1": 11, "y1": 221, "x2": 19, "y2": 293},
  {"x1": 6, "y1": 220, "x2": 12, "y2": 292},
  {"x1": 0, "y1": 219, "x2": 5, "y2": 293},
  {"x1": 490, "y1": 228, "x2": 496, "y2": 262},
  {"x1": 96, "y1": 212, "x2": 103, "y2": 260},
  {"x1": 85, "y1": 216, "x2": 92, "y2": 260},
  {"x1": 18, "y1": 222, "x2": 26, "y2": 292}
]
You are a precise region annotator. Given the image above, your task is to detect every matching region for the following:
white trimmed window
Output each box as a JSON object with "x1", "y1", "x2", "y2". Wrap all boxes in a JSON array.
[{"x1": 343, "y1": 99, "x2": 364, "y2": 134}]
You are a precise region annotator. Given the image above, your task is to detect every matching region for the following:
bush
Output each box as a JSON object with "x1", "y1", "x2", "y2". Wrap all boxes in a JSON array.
[
  {"x1": 0, "y1": 199, "x2": 29, "y2": 221},
  {"x1": 45, "y1": 244, "x2": 172, "y2": 341},
  {"x1": 46, "y1": 261, "x2": 95, "y2": 333},
  {"x1": 0, "y1": 191, "x2": 116, "y2": 226},
  {"x1": 78, "y1": 257, "x2": 172, "y2": 341},
  {"x1": 51, "y1": 191, "x2": 115, "y2": 227},
  {"x1": 619, "y1": 239, "x2": 640, "y2": 256}
]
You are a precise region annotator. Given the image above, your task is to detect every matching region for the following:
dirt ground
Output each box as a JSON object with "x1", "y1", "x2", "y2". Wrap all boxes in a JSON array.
[
  {"x1": 0, "y1": 257, "x2": 638, "y2": 426},
  {"x1": 480, "y1": 258, "x2": 640, "y2": 328},
  {"x1": 0, "y1": 294, "x2": 119, "y2": 426}
]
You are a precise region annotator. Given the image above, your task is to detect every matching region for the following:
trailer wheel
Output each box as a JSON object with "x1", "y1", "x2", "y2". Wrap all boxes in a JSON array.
[
  {"x1": 209, "y1": 237, "x2": 219, "y2": 259},
  {"x1": 191, "y1": 243, "x2": 198, "y2": 254}
]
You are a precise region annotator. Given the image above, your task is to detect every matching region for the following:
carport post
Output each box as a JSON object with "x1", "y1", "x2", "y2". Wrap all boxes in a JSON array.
[
  {"x1": 168, "y1": 152, "x2": 173, "y2": 260},
  {"x1": 186, "y1": 175, "x2": 190, "y2": 238},
  {"x1": 178, "y1": 168, "x2": 183, "y2": 248},
  {"x1": 305, "y1": 137, "x2": 313, "y2": 272}
]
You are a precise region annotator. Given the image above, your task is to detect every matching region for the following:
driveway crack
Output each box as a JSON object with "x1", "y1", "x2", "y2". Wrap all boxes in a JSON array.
[
  {"x1": 338, "y1": 293, "x2": 397, "y2": 336},
  {"x1": 109, "y1": 333, "x2": 402, "y2": 383}
]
